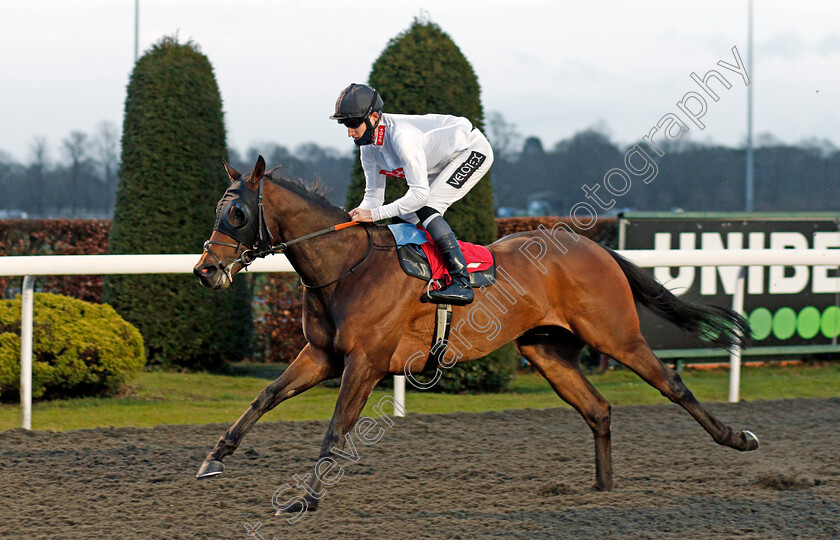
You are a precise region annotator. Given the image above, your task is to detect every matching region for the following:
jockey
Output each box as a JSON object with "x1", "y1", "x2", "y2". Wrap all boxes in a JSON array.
[{"x1": 330, "y1": 83, "x2": 494, "y2": 306}]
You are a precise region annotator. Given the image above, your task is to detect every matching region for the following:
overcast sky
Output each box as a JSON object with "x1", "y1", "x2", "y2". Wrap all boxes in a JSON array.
[{"x1": 1, "y1": 0, "x2": 838, "y2": 163}]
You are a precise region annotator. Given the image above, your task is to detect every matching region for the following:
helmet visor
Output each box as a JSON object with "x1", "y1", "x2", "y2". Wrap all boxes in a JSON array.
[{"x1": 338, "y1": 117, "x2": 366, "y2": 129}]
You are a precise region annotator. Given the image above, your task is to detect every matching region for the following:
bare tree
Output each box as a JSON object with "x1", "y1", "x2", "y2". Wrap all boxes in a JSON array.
[
  {"x1": 0, "y1": 150, "x2": 20, "y2": 213},
  {"x1": 92, "y1": 121, "x2": 120, "y2": 213},
  {"x1": 62, "y1": 131, "x2": 90, "y2": 216},
  {"x1": 28, "y1": 137, "x2": 50, "y2": 215},
  {"x1": 485, "y1": 111, "x2": 522, "y2": 162}
]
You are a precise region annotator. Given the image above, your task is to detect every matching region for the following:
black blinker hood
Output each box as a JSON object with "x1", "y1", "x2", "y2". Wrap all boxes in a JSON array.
[{"x1": 213, "y1": 178, "x2": 261, "y2": 247}]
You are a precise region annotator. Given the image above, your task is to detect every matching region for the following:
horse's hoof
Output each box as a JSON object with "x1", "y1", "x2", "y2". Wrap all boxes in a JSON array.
[
  {"x1": 196, "y1": 459, "x2": 225, "y2": 479},
  {"x1": 274, "y1": 498, "x2": 317, "y2": 516},
  {"x1": 302, "y1": 495, "x2": 320, "y2": 512},
  {"x1": 741, "y1": 430, "x2": 759, "y2": 451}
]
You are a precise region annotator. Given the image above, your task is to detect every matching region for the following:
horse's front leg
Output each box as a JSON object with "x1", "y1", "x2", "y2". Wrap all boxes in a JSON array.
[
  {"x1": 275, "y1": 355, "x2": 386, "y2": 514},
  {"x1": 196, "y1": 343, "x2": 339, "y2": 478}
]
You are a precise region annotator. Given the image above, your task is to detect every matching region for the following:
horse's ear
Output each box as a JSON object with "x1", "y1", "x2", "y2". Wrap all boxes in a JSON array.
[
  {"x1": 249, "y1": 155, "x2": 266, "y2": 185},
  {"x1": 223, "y1": 160, "x2": 242, "y2": 182}
]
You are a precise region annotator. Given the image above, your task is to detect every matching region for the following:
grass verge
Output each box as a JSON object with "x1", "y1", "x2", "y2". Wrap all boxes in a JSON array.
[{"x1": 1, "y1": 363, "x2": 838, "y2": 432}]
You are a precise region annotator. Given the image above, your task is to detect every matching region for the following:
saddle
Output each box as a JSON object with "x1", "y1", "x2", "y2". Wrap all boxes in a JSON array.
[
  {"x1": 388, "y1": 223, "x2": 496, "y2": 373},
  {"x1": 388, "y1": 223, "x2": 496, "y2": 289}
]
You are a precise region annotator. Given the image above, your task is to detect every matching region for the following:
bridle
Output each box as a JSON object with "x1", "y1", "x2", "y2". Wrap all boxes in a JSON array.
[{"x1": 203, "y1": 175, "x2": 373, "y2": 288}]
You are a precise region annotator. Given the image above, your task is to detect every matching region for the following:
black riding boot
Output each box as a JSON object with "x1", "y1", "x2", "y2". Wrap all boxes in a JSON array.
[{"x1": 425, "y1": 216, "x2": 474, "y2": 306}]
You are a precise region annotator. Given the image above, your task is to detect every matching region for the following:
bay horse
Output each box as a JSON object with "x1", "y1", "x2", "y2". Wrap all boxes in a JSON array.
[{"x1": 193, "y1": 155, "x2": 758, "y2": 513}]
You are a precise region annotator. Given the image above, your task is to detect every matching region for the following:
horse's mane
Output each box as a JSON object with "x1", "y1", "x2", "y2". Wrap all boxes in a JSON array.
[{"x1": 263, "y1": 167, "x2": 349, "y2": 220}]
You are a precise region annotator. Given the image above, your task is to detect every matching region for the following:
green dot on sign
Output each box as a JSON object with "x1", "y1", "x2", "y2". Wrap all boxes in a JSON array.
[
  {"x1": 822, "y1": 306, "x2": 840, "y2": 339},
  {"x1": 797, "y1": 306, "x2": 821, "y2": 339},
  {"x1": 749, "y1": 308, "x2": 772, "y2": 340},
  {"x1": 772, "y1": 307, "x2": 797, "y2": 340}
]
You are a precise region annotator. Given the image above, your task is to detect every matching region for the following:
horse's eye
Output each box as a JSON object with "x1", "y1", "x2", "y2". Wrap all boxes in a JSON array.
[{"x1": 229, "y1": 206, "x2": 247, "y2": 227}]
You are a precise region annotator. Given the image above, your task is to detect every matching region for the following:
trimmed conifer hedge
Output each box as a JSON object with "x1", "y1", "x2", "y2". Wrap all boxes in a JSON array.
[
  {"x1": 344, "y1": 19, "x2": 514, "y2": 392},
  {"x1": 344, "y1": 19, "x2": 497, "y2": 245},
  {"x1": 103, "y1": 37, "x2": 252, "y2": 370}
]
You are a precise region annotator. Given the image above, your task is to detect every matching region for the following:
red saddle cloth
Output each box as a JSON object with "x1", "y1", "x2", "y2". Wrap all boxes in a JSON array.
[{"x1": 418, "y1": 228, "x2": 494, "y2": 285}]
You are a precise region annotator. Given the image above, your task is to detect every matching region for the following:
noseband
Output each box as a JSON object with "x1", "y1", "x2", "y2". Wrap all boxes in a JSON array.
[{"x1": 203, "y1": 176, "x2": 371, "y2": 288}]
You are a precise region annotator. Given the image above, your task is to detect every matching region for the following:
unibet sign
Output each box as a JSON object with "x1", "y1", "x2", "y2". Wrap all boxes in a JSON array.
[
  {"x1": 651, "y1": 231, "x2": 840, "y2": 295},
  {"x1": 747, "y1": 306, "x2": 840, "y2": 342},
  {"x1": 620, "y1": 213, "x2": 840, "y2": 353}
]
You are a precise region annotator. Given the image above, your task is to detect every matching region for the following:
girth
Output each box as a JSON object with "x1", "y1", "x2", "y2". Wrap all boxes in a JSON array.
[{"x1": 422, "y1": 303, "x2": 454, "y2": 373}]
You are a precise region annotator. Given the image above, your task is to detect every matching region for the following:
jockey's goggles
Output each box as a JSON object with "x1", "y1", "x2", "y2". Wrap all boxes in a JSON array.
[{"x1": 338, "y1": 117, "x2": 366, "y2": 129}]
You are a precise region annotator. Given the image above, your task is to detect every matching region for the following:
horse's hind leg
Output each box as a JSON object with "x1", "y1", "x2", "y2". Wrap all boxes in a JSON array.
[
  {"x1": 196, "y1": 344, "x2": 339, "y2": 478},
  {"x1": 605, "y1": 335, "x2": 758, "y2": 452},
  {"x1": 516, "y1": 331, "x2": 613, "y2": 491}
]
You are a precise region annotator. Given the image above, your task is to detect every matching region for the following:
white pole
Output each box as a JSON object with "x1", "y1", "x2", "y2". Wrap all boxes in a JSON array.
[
  {"x1": 728, "y1": 267, "x2": 747, "y2": 403},
  {"x1": 393, "y1": 375, "x2": 405, "y2": 417},
  {"x1": 20, "y1": 276, "x2": 35, "y2": 430},
  {"x1": 745, "y1": 0, "x2": 754, "y2": 212},
  {"x1": 134, "y1": 0, "x2": 139, "y2": 63}
]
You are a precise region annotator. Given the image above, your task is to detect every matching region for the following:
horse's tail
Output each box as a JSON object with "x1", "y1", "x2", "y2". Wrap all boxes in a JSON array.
[{"x1": 602, "y1": 246, "x2": 751, "y2": 351}]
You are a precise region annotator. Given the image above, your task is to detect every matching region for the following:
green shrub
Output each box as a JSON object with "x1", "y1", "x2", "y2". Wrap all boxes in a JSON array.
[
  {"x1": 435, "y1": 342, "x2": 518, "y2": 393},
  {"x1": 0, "y1": 293, "x2": 145, "y2": 400},
  {"x1": 394, "y1": 341, "x2": 518, "y2": 393}
]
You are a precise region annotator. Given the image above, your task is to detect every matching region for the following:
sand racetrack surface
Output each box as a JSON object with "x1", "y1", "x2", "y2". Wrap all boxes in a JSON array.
[{"x1": 1, "y1": 397, "x2": 838, "y2": 539}]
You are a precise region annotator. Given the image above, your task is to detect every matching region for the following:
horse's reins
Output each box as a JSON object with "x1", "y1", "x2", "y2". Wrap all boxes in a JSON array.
[{"x1": 203, "y1": 176, "x2": 373, "y2": 289}]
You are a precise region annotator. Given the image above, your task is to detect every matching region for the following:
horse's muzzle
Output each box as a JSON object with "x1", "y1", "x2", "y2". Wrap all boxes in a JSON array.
[{"x1": 193, "y1": 262, "x2": 227, "y2": 289}]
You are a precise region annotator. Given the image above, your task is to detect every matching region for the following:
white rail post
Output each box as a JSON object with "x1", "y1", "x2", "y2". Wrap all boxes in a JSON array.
[
  {"x1": 393, "y1": 375, "x2": 405, "y2": 417},
  {"x1": 20, "y1": 276, "x2": 35, "y2": 430},
  {"x1": 728, "y1": 267, "x2": 747, "y2": 403}
]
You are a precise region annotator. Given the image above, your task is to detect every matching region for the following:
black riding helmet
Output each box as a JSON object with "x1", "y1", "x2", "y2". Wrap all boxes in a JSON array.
[
  {"x1": 330, "y1": 83, "x2": 384, "y2": 146},
  {"x1": 330, "y1": 83, "x2": 383, "y2": 121}
]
